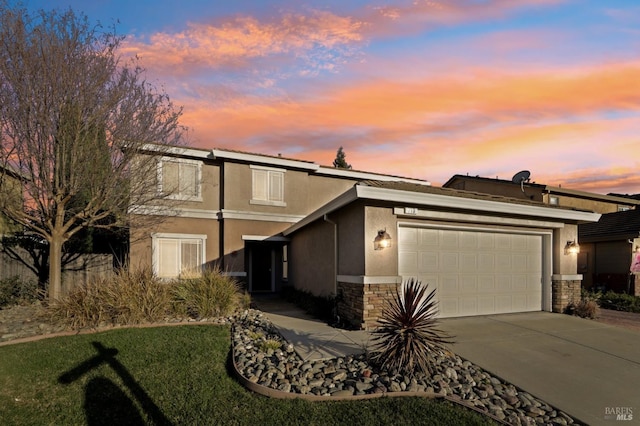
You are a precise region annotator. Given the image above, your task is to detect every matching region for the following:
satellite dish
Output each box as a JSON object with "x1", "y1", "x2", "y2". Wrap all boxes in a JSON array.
[{"x1": 511, "y1": 170, "x2": 531, "y2": 192}]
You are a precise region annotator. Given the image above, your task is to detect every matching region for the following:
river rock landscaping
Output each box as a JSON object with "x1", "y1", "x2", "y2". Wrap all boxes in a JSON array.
[{"x1": 233, "y1": 309, "x2": 581, "y2": 426}]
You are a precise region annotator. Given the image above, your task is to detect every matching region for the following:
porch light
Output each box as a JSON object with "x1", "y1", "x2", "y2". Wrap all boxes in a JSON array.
[
  {"x1": 564, "y1": 240, "x2": 580, "y2": 255},
  {"x1": 374, "y1": 229, "x2": 392, "y2": 250}
]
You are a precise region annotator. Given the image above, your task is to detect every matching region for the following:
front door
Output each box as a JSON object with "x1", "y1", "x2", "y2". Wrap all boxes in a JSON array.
[{"x1": 250, "y1": 243, "x2": 273, "y2": 292}]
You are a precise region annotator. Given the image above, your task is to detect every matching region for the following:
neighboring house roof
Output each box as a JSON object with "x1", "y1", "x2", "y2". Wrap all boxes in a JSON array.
[
  {"x1": 609, "y1": 193, "x2": 640, "y2": 201},
  {"x1": 443, "y1": 174, "x2": 640, "y2": 206},
  {"x1": 141, "y1": 143, "x2": 431, "y2": 186},
  {"x1": 579, "y1": 209, "x2": 640, "y2": 241},
  {"x1": 442, "y1": 174, "x2": 546, "y2": 190},
  {"x1": 284, "y1": 181, "x2": 601, "y2": 236}
]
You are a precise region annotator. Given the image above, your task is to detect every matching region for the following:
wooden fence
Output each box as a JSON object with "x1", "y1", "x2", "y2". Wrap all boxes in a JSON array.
[{"x1": 0, "y1": 247, "x2": 113, "y2": 294}]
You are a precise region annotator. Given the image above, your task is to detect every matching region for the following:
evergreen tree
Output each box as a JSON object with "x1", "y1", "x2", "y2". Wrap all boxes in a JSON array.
[{"x1": 333, "y1": 146, "x2": 352, "y2": 169}]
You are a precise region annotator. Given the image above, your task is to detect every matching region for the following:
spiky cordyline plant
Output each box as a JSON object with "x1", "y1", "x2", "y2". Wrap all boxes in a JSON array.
[{"x1": 370, "y1": 278, "x2": 453, "y2": 376}]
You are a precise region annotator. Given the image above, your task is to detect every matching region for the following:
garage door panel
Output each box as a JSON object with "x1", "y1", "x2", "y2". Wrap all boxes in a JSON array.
[
  {"x1": 460, "y1": 276, "x2": 477, "y2": 292},
  {"x1": 512, "y1": 254, "x2": 529, "y2": 270},
  {"x1": 399, "y1": 251, "x2": 418, "y2": 272},
  {"x1": 440, "y1": 275, "x2": 459, "y2": 293},
  {"x1": 440, "y1": 252, "x2": 458, "y2": 270},
  {"x1": 419, "y1": 228, "x2": 438, "y2": 246},
  {"x1": 460, "y1": 253, "x2": 477, "y2": 272},
  {"x1": 478, "y1": 254, "x2": 495, "y2": 272},
  {"x1": 440, "y1": 231, "x2": 459, "y2": 248},
  {"x1": 478, "y1": 275, "x2": 495, "y2": 291},
  {"x1": 399, "y1": 226, "x2": 542, "y2": 318},
  {"x1": 420, "y1": 252, "x2": 438, "y2": 271}
]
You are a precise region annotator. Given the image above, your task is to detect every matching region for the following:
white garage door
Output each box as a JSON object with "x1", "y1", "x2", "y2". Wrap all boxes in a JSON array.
[{"x1": 398, "y1": 226, "x2": 542, "y2": 318}]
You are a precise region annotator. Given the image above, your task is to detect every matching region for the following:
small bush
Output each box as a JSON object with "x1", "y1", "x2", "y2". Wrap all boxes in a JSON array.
[
  {"x1": 370, "y1": 278, "x2": 453, "y2": 376},
  {"x1": 566, "y1": 299, "x2": 599, "y2": 319},
  {"x1": 599, "y1": 291, "x2": 640, "y2": 313},
  {"x1": 281, "y1": 286, "x2": 336, "y2": 322},
  {"x1": 0, "y1": 276, "x2": 39, "y2": 308},
  {"x1": 173, "y1": 269, "x2": 242, "y2": 318}
]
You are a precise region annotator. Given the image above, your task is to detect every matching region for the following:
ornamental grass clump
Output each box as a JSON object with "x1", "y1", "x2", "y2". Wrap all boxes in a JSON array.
[
  {"x1": 370, "y1": 278, "x2": 453, "y2": 376},
  {"x1": 173, "y1": 268, "x2": 242, "y2": 318},
  {"x1": 47, "y1": 268, "x2": 172, "y2": 328}
]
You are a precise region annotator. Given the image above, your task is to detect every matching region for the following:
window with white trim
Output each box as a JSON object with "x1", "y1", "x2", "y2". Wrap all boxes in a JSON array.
[
  {"x1": 250, "y1": 165, "x2": 286, "y2": 206},
  {"x1": 158, "y1": 158, "x2": 202, "y2": 201},
  {"x1": 152, "y1": 233, "x2": 206, "y2": 278},
  {"x1": 549, "y1": 196, "x2": 559, "y2": 206}
]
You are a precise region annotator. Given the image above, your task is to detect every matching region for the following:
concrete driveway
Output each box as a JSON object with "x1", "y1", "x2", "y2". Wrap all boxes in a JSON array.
[{"x1": 439, "y1": 312, "x2": 640, "y2": 425}]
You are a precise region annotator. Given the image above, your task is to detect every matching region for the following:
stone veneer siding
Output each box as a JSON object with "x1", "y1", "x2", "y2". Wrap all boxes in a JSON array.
[
  {"x1": 552, "y1": 279, "x2": 581, "y2": 313},
  {"x1": 337, "y1": 281, "x2": 399, "y2": 330}
]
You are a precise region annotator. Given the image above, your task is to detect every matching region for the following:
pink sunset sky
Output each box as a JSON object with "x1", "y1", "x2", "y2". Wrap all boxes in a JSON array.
[{"x1": 21, "y1": 0, "x2": 640, "y2": 194}]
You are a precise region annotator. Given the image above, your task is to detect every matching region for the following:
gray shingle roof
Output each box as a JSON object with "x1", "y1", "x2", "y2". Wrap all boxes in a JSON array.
[
  {"x1": 579, "y1": 209, "x2": 640, "y2": 240},
  {"x1": 361, "y1": 180, "x2": 585, "y2": 210}
]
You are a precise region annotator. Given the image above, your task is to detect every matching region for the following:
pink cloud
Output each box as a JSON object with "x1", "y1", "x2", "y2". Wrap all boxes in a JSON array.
[{"x1": 121, "y1": 10, "x2": 365, "y2": 75}]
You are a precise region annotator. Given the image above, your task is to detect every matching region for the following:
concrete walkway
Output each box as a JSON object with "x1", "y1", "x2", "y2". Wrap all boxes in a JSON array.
[
  {"x1": 251, "y1": 295, "x2": 372, "y2": 361},
  {"x1": 439, "y1": 312, "x2": 640, "y2": 426}
]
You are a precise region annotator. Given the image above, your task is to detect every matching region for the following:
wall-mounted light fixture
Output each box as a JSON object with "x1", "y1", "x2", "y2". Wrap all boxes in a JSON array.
[
  {"x1": 564, "y1": 240, "x2": 580, "y2": 255},
  {"x1": 374, "y1": 229, "x2": 392, "y2": 250}
]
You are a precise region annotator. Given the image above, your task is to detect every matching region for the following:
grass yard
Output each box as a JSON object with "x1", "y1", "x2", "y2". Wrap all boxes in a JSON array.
[{"x1": 0, "y1": 325, "x2": 494, "y2": 425}]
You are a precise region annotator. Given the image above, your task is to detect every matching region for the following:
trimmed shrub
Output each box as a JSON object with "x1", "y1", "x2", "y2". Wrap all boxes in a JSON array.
[
  {"x1": 370, "y1": 278, "x2": 453, "y2": 376},
  {"x1": 280, "y1": 286, "x2": 336, "y2": 323},
  {"x1": 0, "y1": 276, "x2": 39, "y2": 308},
  {"x1": 172, "y1": 269, "x2": 242, "y2": 318},
  {"x1": 599, "y1": 291, "x2": 640, "y2": 313}
]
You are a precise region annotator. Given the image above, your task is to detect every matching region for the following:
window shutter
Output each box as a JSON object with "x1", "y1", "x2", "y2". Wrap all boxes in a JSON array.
[
  {"x1": 182, "y1": 163, "x2": 199, "y2": 197},
  {"x1": 269, "y1": 171, "x2": 284, "y2": 202},
  {"x1": 252, "y1": 169, "x2": 268, "y2": 200},
  {"x1": 162, "y1": 162, "x2": 179, "y2": 195}
]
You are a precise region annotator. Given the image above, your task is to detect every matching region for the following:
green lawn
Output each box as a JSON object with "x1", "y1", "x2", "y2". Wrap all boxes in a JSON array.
[{"x1": 0, "y1": 325, "x2": 493, "y2": 425}]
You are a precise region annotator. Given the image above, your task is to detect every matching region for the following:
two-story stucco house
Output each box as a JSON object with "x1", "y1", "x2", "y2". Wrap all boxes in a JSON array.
[
  {"x1": 130, "y1": 147, "x2": 601, "y2": 329},
  {"x1": 129, "y1": 145, "x2": 430, "y2": 294}
]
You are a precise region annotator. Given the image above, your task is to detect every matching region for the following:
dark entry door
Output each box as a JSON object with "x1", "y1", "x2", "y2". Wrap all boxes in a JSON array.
[{"x1": 251, "y1": 244, "x2": 272, "y2": 292}]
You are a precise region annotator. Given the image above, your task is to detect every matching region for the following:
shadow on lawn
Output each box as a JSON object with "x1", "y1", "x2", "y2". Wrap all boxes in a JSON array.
[{"x1": 58, "y1": 341, "x2": 173, "y2": 426}]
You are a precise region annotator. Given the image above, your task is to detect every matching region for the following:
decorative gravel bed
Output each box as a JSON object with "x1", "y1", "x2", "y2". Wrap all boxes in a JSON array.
[{"x1": 233, "y1": 309, "x2": 582, "y2": 426}]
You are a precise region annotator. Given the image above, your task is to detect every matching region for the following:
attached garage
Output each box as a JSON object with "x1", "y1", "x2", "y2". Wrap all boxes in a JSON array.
[
  {"x1": 399, "y1": 226, "x2": 545, "y2": 317},
  {"x1": 284, "y1": 181, "x2": 601, "y2": 329}
]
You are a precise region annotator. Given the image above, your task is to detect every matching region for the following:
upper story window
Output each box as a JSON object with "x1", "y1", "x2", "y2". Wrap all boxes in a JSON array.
[
  {"x1": 250, "y1": 165, "x2": 286, "y2": 207},
  {"x1": 618, "y1": 205, "x2": 632, "y2": 212},
  {"x1": 158, "y1": 157, "x2": 202, "y2": 201},
  {"x1": 549, "y1": 196, "x2": 559, "y2": 206}
]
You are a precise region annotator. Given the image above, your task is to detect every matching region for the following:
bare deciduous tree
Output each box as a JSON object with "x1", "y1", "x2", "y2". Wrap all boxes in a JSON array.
[{"x1": 0, "y1": 3, "x2": 185, "y2": 300}]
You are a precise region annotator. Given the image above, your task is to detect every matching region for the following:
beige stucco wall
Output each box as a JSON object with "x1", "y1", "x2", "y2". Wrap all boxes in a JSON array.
[
  {"x1": 547, "y1": 195, "x2": 626, "y2": 214},
  {"x1": 364, "y1": 206, "x2": 398, "y2": 276},
  {"x1": 288, "y1": 219, "x2": 336, "y2": 296},
  {"x1": 335, "y1": 203, "x2": 365, "y2": 276},
  {"x1": 307, "y1": 175, "x2": 357, "y2": 212},
  {"x1": 222, "y1": 162, "x2": 358, "y2": 216},
  {"x1": 553, "y1": 224, "x2": 579, "y2": 275},
  {"x1": 129, "y1": 215, "x2": 220, "y2": 272},
  {"x1": 223, "y1": 162, "x2": 308, "y2": 214}
]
